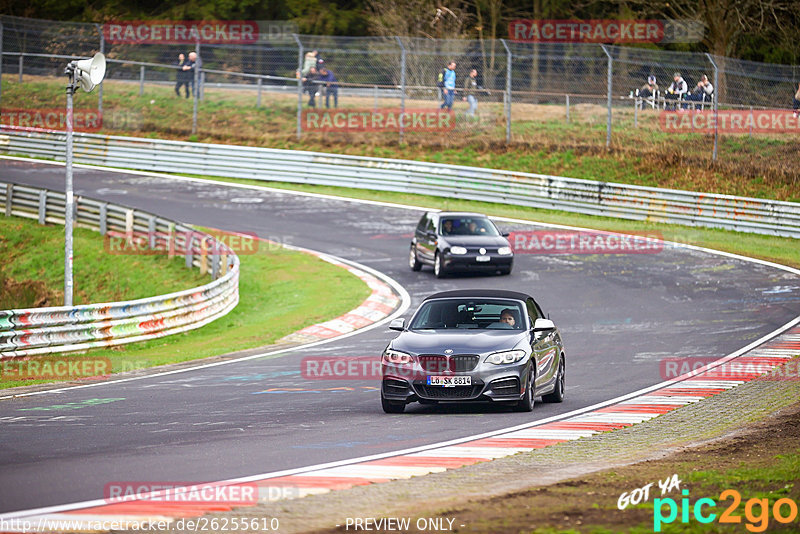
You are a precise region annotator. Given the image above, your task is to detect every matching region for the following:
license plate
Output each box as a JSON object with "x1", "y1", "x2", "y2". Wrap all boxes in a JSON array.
[
  {"x1": 427, "y1": 376, "x2": 471, "y2": 387},
  {"x1": 476, "y1": 255, "x2": 491, "y2": 262}
]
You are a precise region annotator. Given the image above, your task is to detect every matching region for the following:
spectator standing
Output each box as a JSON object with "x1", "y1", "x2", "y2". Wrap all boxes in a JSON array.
[
  {"x1": 318, "y1": 61, "x2": 338, "y2": 108},
  {"x1": 303, "y1": 66, "x2": 319, "y2": 107},
  {"x1": 793, "y1": 82, "x2": 800, "y2": 117},
  {"x1": 185, "y1": 51, "x2": 199, "y2": 97},
  {"x1": 665, "y1": 72, "x2": 688, "y2": 110},
  {"x1": 436, "y1": 65, "x2": 447, "y2": 101},
  {"x1": 174, "y1": 53, "x2": 190, "y2": 98},
  {"x1": 302, "y1": 50, "x2": 318, "y2": 76},
  {"x1": 440, "y1": 61, "x2": 456, "y2": 111},
  {"x1": 462, "y1": 68, "x2": 478, "y2": 118}
]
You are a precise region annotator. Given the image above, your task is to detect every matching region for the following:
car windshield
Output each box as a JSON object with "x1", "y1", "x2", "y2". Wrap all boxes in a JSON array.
[
  {"x1": 439, "y1": 217, "x2": 499, "y2": 237},
  {"x1": 409, "y1": 299, "x2": 525, "y2": 330}
]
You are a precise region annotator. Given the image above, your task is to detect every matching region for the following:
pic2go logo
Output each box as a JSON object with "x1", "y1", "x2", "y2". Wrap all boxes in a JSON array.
[{"x1": 654, "y1": 489, "x2": 799, "y2": 532}]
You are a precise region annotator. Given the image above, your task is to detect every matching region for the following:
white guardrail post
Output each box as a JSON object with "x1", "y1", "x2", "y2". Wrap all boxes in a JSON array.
[
  {"x1": 0, "y1": 128, "x2": 798, "y2": 239},
  {"x1": 0, "y1": 180, "x2": 240, "y2": 358}
]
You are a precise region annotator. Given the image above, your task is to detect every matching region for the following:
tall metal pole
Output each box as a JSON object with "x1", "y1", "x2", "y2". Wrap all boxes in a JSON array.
[
  {"x1": 293, "y1": 34, "x2": 303, "y2": 140},
  {"x1": 601, "y1": 45, "x2": 612, "y2": 149},
  {"x1": 64, "y1": 74, "x2": 76, "y2": 306},
  {"x1": 192, "y1": 42, "x2": 200, "y2": 135},
  {"x1": 396, "y1": 37, "x2": 406, "y2": 143},
  {"x1": 96, "y1": 24, "x2": 105, "y2": 119},
  {"x1": 500, "y1": 39, "x2": 512, "y2": 143},
  {"x1": 0, "y1": 22, "x2": 4, "y2": 120},
  {"x1": 705, "y1": 53, "x2": 719, "y2": 161}
]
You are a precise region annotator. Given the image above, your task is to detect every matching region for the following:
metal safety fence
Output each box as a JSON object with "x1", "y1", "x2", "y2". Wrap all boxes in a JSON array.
[
  {"x1": 2, "y1": 128, "x2": 798, "y2": 239},
  {"x1": 1, "y1": 15, "x2": 799, "y2": 161},
  {"x1": 0, "y1": 180, "x2": 240, "y2": 358}
]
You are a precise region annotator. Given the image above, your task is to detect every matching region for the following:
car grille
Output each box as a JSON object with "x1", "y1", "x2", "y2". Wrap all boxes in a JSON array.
[
  {"x1": 414, "y1": 385, "x2": 481, "y2": 399},
  {"x1": 418, "y1": 354, "x2": 479, "y2": 373},
  {"x1": 466, "y1": 247, "x2": 498, "y2": 254},
  {"x1": 490, "y1": 377, "x2": 520, "y2": 395}
]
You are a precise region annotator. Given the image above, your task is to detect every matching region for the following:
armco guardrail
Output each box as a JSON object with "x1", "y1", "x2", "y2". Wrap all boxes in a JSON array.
[
  {"x1": 1, "y1": 128, "x2": 799, "y2": 238},
  {"x1": 0, "y1": 181, "x2": 239, "y2": 358}
]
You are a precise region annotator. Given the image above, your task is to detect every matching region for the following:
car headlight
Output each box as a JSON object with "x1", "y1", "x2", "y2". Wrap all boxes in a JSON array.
[
  {"x1": 450, "y1": 246, "x2": 467, "y2": 255},
  {"x1": 485, "y1": 349, "x2": 527, "y2": 365},
  {"x1": 498, "y1": 246, "x2": 513, "y2": 255},
  {"x1": 382, "y1": 348, "x2": 413, "y2": 365}
]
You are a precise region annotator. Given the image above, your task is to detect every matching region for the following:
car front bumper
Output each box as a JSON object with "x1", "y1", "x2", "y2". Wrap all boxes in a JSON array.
[
  {"x1": 442, "y1": 252, "x2": 513, "y2": 272},
  {"x1": 382, "y1": 360, "x2": 527, "y2": 403}
]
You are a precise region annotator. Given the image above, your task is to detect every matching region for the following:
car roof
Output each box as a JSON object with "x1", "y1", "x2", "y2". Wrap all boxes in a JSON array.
[
  {"x1": 434, "y1": 211, "x2": 489, "y2": 218},
  {"x1": 423, "y1": 289, "x2": 532, "y2": 302}
]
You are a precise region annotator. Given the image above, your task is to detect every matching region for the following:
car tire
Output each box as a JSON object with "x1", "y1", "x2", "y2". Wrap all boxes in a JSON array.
[
  {"x1": 542, "y1": 357, "x2": 565, "y2": 403},
  {"x1": 499, "y1": 266, "x2": 512, "y2": 275},
  {"x1": 434, "y1": 252, "x2": 446, "y2": 278},
  {"x1": 381, "y1": 394, "x2": 405, "y2": 413},
  {"x1": 409, "y1": 246, "x2": 422, "y2": 272},
  {"x1": 515, "y1": 366, "x2": 535, "y2": 412}
]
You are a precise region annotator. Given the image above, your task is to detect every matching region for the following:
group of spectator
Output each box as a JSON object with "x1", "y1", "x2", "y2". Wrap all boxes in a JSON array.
[
  {"x1": 663, "y1": 72, "x2": 714, "y2": 110},
  {"x1": 176, "y1": 51, "x2": 800, "y2": 120},
  {"x1": 174, "y1": 52, "x2": 199, "y2": 98},
  {"x1": 298, "y1": 50, "x2": 339, "y2": 108},
  {"x1": 634, "y1": 72, "x2": 714, "y2": 110},
  {"x1": 638, "y1": 72, "x2": 800, "y2": 115},
  {"x1": 437, "y1": 61, "x2": 482, "y2": 118}
]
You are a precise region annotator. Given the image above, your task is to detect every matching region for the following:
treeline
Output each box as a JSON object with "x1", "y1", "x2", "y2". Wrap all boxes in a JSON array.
[{"x1": 1, "y1": 0, "x2": 798, "y2": 64}]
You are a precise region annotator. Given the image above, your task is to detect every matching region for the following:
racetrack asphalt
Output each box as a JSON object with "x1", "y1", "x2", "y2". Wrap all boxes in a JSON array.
[{"x1": 1, "y1": 158, "x2": 799, "y2": 514}]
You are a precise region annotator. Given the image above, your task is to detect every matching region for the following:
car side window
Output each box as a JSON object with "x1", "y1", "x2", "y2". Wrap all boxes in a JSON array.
[
  {"x1": 416, "y1": 214, "x2": 428, "y2": 233},
  {"x1": 526, "y1": 299, "x2": 540, "y2": 326},
  {"x1": 426, "y1": 216, "x2": 436, "y2": 233}
]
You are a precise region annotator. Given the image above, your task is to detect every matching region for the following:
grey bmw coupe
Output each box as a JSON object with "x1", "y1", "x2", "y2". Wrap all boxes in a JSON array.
[{"x1": 381, "y1": 289, "x2": 565, "y2": 413}]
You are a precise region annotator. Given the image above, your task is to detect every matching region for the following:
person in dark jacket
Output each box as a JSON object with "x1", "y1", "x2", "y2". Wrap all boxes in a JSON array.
[
  {"x1": 303, "y1": 66, "x2": 319, "y2": 107},
  {"x1": 175, "y1": 53, "x2": 191, "y2": 98},
  {"x1": 793, "y1": 82, "x2": 800, "y2": 118},
  {"x1": 461, "y1": 68, "x2": 479, "y2": 118},
  {"x1": 317, "y1": 61, "x2": 339, "y2": 108}
]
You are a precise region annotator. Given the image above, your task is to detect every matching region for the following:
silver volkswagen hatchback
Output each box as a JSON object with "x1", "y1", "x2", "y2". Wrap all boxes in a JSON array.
[{"x1": 381, "y1": 289, "x2": 565, "y2": 413}]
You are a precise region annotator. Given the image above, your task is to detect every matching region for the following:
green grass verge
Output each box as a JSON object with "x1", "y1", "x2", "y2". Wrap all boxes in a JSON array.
[
  {"x1": 3, "y1": 76, "x2": 798, "y2": 202},
  {"x1": 176, "y1": 174, "x2": 800, "y2": 270},
  {"x1": 0, "y1": 215, "x2": 371, "y2": 389},
  {"x1": 0, "y1": 215, "x2": 207, "y2": 308}
]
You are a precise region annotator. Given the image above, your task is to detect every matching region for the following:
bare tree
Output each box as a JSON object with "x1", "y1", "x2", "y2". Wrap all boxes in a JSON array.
[
  {"x1": 366, "y1": 0, "x2": 472, "y2": 39},
  {"x1": 366, "y1": 0, "x2": 474, "y2": 91}
]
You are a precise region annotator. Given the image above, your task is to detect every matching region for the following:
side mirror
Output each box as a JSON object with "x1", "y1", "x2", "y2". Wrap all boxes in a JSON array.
[
  {"x1": 532, "y1": 318, "x2": 555, "y2": 332},
  {"x1": 501, "y1": 232, "x2": 510, "y2": 237},
  {"x1": 389, "y1": 318, "x2": 406, "y2": 332}
]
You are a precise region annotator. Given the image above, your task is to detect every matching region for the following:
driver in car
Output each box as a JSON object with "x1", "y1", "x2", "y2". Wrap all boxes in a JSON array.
[
  {"x1": 500, "y1": 309, "x2": 517, "y2": 327},
  {"x1": 442, "y1": 219, "x2": 454, "y2": 235}
]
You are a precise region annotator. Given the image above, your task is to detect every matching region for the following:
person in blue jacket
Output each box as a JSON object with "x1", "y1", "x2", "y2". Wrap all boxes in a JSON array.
[{"x1": 440, "y1": 61, "x2": 456, "y2": 111}]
